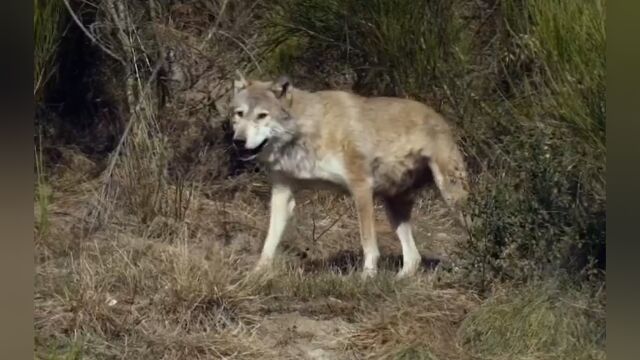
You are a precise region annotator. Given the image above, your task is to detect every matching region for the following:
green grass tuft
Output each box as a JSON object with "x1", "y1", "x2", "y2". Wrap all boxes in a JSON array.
[{"x1": 458, "y1": 282, "x2": 605, "y2": 360}]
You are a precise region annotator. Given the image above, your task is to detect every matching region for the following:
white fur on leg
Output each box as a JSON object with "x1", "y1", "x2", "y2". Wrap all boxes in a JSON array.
[
  {"x1": 361, "y1": 249, "x2": 380, "y2": 279},
  {"x1": 396, "y1": 222, "x2": 421, "y2": 278},
  {"x1": 254, "y1": 184, "x2": 294, "y2": 273}
]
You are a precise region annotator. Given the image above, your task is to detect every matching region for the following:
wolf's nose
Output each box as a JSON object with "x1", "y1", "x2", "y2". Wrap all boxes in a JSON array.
[{"x1": 233, "y1": 138, "x2": 246, "y2": 149}]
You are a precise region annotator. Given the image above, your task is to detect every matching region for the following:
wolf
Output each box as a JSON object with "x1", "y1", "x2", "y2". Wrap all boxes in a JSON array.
[{"x1": 229, "y1": 71, "x2": 470, "y2": 278}]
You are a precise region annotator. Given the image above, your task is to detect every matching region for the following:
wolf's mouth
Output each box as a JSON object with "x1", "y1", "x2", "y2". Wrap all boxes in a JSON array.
[{"x1": 237, "y1": 139, "x2": 269, "y2": 161}]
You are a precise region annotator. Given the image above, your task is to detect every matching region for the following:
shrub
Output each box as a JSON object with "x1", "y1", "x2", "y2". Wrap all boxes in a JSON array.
[{"x1": 459, "y1": 0, "x2": 605, "y2": 286}]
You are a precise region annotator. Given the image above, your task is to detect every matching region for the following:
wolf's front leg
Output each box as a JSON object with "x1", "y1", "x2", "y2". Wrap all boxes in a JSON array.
[
  {"x1": 351, "y1": 181, "x2": 380, "y2": 278},
  {"x1": 254, "y1": 183, "x2": 295, "y2": 273}
]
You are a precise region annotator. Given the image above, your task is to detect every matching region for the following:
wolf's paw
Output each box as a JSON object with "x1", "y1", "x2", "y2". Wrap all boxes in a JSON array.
[
  {"x1": 395, "y1": 257, "x2": 421, "y2": 279},
  {"x1": 251, "y1": 258, "x2": 273, "y2": 274},
  {"x1": 360, "y1": 267, "x2": 378, "y2": 280}
]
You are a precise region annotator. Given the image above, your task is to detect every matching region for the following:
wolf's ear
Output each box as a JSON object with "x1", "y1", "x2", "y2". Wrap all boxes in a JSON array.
[
  {"x1": 233, "y1": 70, "x2": 248, "y2": 95},
  {"x1": 271, "y1": 75, "x2": 291, "y2": 99}
]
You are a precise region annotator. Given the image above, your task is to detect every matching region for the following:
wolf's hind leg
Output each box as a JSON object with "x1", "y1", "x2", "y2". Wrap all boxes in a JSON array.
[{"x1": 383, "y1": 194, "x2": 422, "y2": 278}]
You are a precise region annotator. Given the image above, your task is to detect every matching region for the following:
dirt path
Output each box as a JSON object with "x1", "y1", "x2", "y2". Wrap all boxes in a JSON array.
[{"x1": 258, "y1": 312, "x2": 354, "y2": 360}]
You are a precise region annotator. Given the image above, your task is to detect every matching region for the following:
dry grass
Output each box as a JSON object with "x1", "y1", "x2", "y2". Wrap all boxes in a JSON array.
[
  {"x1": 35, "y1": 154, "x2": 604, "y2": 359},
  {"x1": 35, "y1": 176, "x2": 270, "y2": 359},
  {"x1": 345, "y1": 284, "x2": 479, "y2": 360},
  {"x1": 33, "y1": 147, "x2": 468, "y2": 359}
]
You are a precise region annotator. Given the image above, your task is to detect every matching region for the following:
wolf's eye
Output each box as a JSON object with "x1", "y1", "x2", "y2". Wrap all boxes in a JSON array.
[
  {"x1": 256, "y1": 112, "x2": 268, "y2": 120},
  {"x1": 235, "y1": 110, "x2": 244, "y2": 117}
]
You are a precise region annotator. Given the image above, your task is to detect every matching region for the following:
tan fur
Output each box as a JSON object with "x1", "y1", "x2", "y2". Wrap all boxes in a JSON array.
[{"x1": 229, "y1": 73, "x2": 470, "y2": 278}]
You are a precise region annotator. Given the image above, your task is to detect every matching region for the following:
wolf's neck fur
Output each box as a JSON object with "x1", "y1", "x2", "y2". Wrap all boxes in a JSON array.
[
  {"x1": 259, "y1": 87, "x2": 337, "y2": 181},
  {"x1": 264, "y1": 135, "x2": 315, "y2": 175}
]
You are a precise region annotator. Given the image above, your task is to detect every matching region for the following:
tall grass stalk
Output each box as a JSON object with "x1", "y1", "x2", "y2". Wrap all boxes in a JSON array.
[
  {"x1": 34, "y1": 0, "x2": 66, "y2": 102},
  {"x1": 35, "y1": 128, "x2": 51, "y2": 236}
]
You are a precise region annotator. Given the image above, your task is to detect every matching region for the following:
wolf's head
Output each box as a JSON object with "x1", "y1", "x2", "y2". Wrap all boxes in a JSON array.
[{"x1": 229, "y1": 71, "x2": 296, "y2": 161}]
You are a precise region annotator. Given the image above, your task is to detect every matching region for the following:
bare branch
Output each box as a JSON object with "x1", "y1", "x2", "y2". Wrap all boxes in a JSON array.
[
  {"x1": 62, "y1": 0, "x2": 124, "y2": 64},
  {"x1": 205, "y1": 29, "x2": 263, "y2": 74},
  {"x1": 200, "y1": 0, "x2": 230, "y2": 50}
]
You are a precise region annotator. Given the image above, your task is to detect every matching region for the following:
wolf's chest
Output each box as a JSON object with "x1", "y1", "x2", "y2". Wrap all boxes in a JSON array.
[{"x1": 266, "y1": 145, "x2": 347, "y2": 185}]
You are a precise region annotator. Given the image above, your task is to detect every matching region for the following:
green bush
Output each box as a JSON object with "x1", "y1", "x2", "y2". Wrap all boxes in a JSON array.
[
  {"x1": 263, "y1": 0, "x2": 606, "y2": 287},
  {"x1": 460, "y1": 0, "x2": 605, "y2": 286}
]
